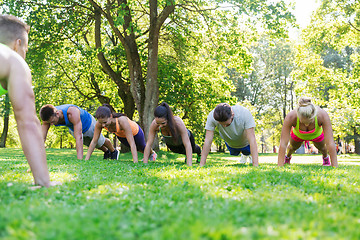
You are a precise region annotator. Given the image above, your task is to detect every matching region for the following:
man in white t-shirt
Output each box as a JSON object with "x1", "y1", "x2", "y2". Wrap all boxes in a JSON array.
[{"x1": 200, "y1": 103, "x2": 259, "y2": 166}]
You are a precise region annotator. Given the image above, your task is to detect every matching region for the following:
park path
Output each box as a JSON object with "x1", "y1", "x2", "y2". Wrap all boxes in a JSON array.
[
  {"x1": 221, "y1": 154, "x2": 360, "y2": 166},
  {"x1": 258, "y1": 154, "x2": 360, "y2": 166}
]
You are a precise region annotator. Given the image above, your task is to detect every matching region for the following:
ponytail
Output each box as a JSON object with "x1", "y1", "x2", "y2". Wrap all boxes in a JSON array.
[
  {"x1": 95, "y1": 104, "x2": 126, "y2": 119},
  {"x1": 154, "y1": 102, "x2": 178, "y2": 140}
]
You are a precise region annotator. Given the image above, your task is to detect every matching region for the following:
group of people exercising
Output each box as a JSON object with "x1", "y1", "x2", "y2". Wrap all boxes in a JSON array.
[{"x1": 0, "y1": 15, "x2": 338, "y2": 187}]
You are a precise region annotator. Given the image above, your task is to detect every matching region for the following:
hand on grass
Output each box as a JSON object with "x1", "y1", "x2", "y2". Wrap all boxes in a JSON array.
[{"x1": 28, "y1": 181, "x2": 62, "y2": 190}]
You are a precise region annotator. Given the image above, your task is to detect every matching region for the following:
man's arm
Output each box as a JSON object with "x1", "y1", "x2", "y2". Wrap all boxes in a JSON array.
[
  {"x1": 41, "y1": 123, "x2": 50, "y2": 142},
  {"x1": 244, "y1": 127, "x2": 259, "y2": 167},
  {"x1": 7, "y1": 55, "x2": 50, "y2": 187},
  {"x1": 200, "y1": 130, "x2": 214, "y2": 166},
  {"x1": 67, "y1": 107, "x2": 83, "y2": 160}
]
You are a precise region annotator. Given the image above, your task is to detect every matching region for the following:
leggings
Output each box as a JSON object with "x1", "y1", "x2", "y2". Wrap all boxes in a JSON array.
[
  {"x1": 117, "y1": 126, "x2": 146, "y2": 152},
  {"x1": 166, "y1": 130, "x2": 201, "y2": 155}
]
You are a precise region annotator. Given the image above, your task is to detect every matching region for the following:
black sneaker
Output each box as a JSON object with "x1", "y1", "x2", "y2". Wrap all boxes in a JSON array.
[
  {"x1": 110, "y1": 150, "x2": 119, "y2": 160},
  {"x1": 103, "y1": 150, "x2": 111, "y2": 159}
]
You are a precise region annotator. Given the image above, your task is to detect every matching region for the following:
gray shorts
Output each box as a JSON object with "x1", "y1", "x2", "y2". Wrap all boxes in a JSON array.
[{"x1": 69, "y1": 116, "x2": 106, "y2": 148}]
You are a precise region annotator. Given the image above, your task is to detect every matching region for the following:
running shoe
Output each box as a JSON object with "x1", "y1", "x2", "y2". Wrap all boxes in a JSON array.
[
  {"x1": 149, "y1": 152, "x2": 157, "y2": 161},
  {"x1": 248, "y1": 155, "x2": 253, "y2": 164},
  {"x1": 239, "y1": 154, "x2": 247, "y2": 164},
  {"x1": 103, "y1": 150, "x2": 111, "y2": 159},
  {"x1": 285, "y1": 155, "x2": 292, "y2": 164},
  {"x1": 322, "y1": 155, "x2": 331, "y2": 166},
  {"x1": 110, "y1": 149, "x2": 119, "y2": 160}
]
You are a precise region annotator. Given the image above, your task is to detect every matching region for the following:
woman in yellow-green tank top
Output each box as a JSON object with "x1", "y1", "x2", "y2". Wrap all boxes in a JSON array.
[{"x1": 277, "y1": 97, "x2": 338, "y2": 167}]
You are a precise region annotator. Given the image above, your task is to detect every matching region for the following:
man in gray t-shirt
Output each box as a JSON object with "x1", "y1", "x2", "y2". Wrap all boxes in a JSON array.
[{"x1": 200, "y1": 103, "x2": 259, "y2": 166}]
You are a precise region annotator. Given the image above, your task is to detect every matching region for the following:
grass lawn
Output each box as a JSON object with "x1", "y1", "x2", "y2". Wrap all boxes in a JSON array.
[{"x1": 1, "y1": 148, "x2": 360, "y2": 240}]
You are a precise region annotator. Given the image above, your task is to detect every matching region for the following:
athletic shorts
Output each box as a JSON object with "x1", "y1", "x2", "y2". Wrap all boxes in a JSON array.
[
  {"x1": 69, "y1": 116, "x2": 106, "y2": 148},
  {"x1": 225, "y1": 143, "x2": 251, "y2": 156},
  {"x1": 290, "y1": 129, "x2": 325, "y2": 143},
  {"x1": 117, "y1": 124, "x2": 146, "y2": 152}
]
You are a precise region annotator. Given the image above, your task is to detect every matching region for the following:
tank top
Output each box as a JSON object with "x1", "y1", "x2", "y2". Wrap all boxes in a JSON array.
[
  {"x1": 292, "y1": 116, "x2": 323, "y2": 141},
  {"x1": 0, "y1": 43, "x2": 9, "y2": 95},
  {"x1": 55, "y1": 104, "x2": 92, "y2": 133},
  {"x1": 159, "y1": 127, "x2": 190, "y2": 146},
  {"x1": 107, "y1": 117, "x2": 139, "y2": 138}
]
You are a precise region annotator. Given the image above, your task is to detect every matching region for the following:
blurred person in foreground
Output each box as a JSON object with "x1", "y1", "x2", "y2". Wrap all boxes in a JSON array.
[{"x1": 0, "y1": 15, "x2": 59, "y2": 187}]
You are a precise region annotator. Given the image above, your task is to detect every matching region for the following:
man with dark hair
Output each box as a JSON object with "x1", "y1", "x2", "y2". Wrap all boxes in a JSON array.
[
  {"x1": 40, "y1": 104, "x2": 117, "y2": 160},
  {"x1": 0, "y1": 15, "x2": 56, "y2": 187},
  {"x1": 200, "y1": 103, "x2": 259, "y2": 166}
]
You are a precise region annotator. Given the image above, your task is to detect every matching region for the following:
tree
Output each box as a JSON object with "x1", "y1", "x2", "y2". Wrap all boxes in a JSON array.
[
  {"x1": 2, "y1": 0, "x2": 296, "y2": 131},
  {"x1": 230, "y1": 37, "x2": 296, "y2": 150},
  {"x1": 0, "y1": 94, "x2": 10, "y2": 148},
  {"x1": 294, "y1": 0, "x2": 360, "y2": 153}
]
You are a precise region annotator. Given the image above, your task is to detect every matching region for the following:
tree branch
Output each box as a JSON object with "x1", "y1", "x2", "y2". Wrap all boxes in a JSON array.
[{"x1": 348, "y1": 20, "x2": 360, "y2": 32}]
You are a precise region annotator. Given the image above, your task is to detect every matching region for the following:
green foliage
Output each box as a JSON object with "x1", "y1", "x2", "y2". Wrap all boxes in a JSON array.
[
  {"x1": 1, "y1": 0, "x2": 297, "y2": 149},
  {"x1": 1, "y1": 149, "x2": 360, "y2": 239},
  {"x1": 230, "y1": 37, "x2": 296, "y2": 151},
  {"x1": 295, "y1": 0, "x2": 360, "y2": 150}
]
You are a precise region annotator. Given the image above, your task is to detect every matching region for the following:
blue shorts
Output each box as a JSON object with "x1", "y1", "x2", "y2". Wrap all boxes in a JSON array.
[{"x1": 225, "y1": 143, "x2": 251, "y2": 156}]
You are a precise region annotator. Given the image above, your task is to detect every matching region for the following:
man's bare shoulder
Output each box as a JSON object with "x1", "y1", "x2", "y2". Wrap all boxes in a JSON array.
[
  {"x1": 0, "y1": 46, "x2": 29, "y2": 80},
  {"x1": 67, "y1": 106, "x2": 81, "y2": 121},
  {"x1": 0, "y1": 46, "x2": 13, "y2": 80}
]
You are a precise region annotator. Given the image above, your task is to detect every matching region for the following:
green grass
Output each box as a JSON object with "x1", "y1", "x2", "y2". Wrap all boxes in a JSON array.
[{"x1": 1, "y1": 148, "x2": 360, "y2": 240}]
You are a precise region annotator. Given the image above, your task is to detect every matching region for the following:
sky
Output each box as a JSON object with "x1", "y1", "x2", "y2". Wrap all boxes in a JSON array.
[
  {"x1": 293, "y1": 0, "x2": 321, "y2": 28},
  {"x1": 288, "y1": 0, "x2": 321, "y2": 39}
]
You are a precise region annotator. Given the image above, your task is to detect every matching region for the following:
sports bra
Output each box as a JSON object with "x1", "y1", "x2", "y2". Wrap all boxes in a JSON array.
[
  {"x1": 107, "y1": 117, "x2": 139, "y2": 138},
  {"x1": 291, "y1": 116, "x2": 323, "y2": 140}
]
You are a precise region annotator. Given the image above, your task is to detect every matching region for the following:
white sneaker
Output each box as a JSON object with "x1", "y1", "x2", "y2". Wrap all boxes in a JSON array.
[
  {"x1": 248, "y1": 155, "x2": 253, "y2": 164},
  {"x1": 239, "y1": 154, "x2": 247, "y2": 164},
  {"x1": 239, "y1": 154, "x2": 252, "y2": 164}
]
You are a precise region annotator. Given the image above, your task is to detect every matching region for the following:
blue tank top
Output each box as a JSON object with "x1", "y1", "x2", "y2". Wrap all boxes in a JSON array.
[{"x1": 55, "y1": 104, "x2": 92, "y2": 133}]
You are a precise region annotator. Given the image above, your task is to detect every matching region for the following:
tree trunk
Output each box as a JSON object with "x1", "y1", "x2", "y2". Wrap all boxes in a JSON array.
[
  {"x1": 290, "y1": 81, "x2": 294, "y2": 110},
  {"x1": 143, "y1": 0, "x2": 160, "y2": 138},
  {"x1": 143, "y1": 0, "x2": 175, "y2": 138},
  {"x1": 283, "y1": 75, "x2": 287, "y2": 119},
  {"x1": 92, "y1": 6, "x2": 137, "y2": 119},
  {"x1": 0, "y1": 94, "x2": 10, "y2": 148},
  {"x1": 60, "y1": 133, "x2": 63, "y2": 149},
  {"x1": 90, "y1": 0, "x2": 174, "y2": 129},
  {"x1": 152, "y1": 135, "x2": 160, "y2": 151},
  {"x1": 354, "y1": 127, "x2": 360, "y2": 154}
]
